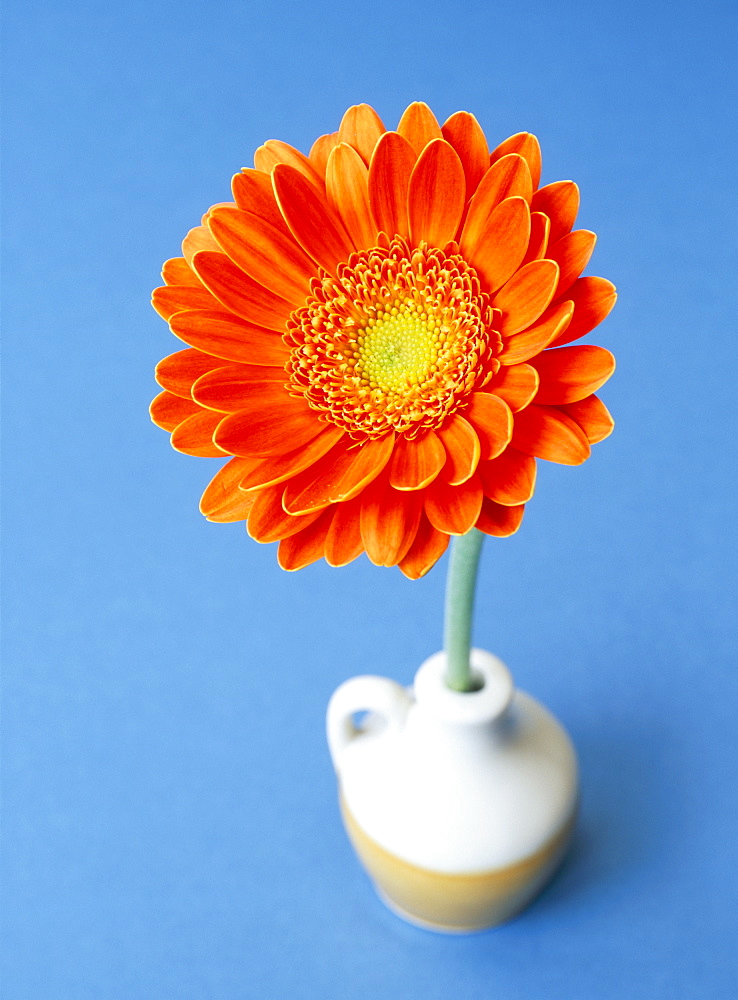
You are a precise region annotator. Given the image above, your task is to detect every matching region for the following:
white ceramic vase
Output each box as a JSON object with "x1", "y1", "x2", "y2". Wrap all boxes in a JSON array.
[{"x1": 327, "y1": 649, "x2": 578, "y2": 933}]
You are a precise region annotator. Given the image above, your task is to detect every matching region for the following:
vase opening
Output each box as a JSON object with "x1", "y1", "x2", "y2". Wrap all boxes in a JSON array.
[{"x1": 443, "y1": 669, "x2": 485, "y2": 694}]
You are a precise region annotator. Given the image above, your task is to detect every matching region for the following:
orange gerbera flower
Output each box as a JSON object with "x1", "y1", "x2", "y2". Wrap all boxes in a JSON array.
[{"x1": 151, "y1": 103, "x2": 616, "y2": 578}]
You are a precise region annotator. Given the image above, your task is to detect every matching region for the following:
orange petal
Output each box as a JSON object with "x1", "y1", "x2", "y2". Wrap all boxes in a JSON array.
[
  {"x1": 170, "y1": 409, "x2": 226, "y2": 457},
  {"x1": 309, "y1": 133, "x2": 340, "y2": 176},
  {"x1": 213, "y1": 381, "x2": 310, "y2": 433},
  {"x1": 254, "y1": 139, "x2": 324, "y2": 190},
  {"x1": 547, "y1": 230, "x2": 596, "y2": 298},
  {"x1": 169, "y1": 309, "x2": 290, "y2": 366},
  {"x1": 155, "y1": 348, "x2": 224, "y2": 399},
  {"x1": 152, "y1": 284, "x2": 218, "y2": 321},
  {"x1": 360, "y1": 480, "x2": 424, "y2": 566},
  {"x1": 464, "y1": 392, "x2": 513, "y2": 460},
  {"x1": 277, "y1": 508, "x2": 334, "y2": 571},
  {"x1": 548, "y1": 276, "x2": 617, "y2": 347},
  {"x1": 530, "y1": 345, "x2": 615, "y2": 405},
  {"x1": 489, "y1": 132, "x2": 542, "y2": 190},
  {"x1": 207, "y1": 207, "x2": 314, "y2": 306},
  {"x1": 182, "y1": 226, "x2": 220, "y2": 266},
  {"x1": 325, "y1": 143, "x2": 377, "y2": 251},
  {"x1": 214, "y1": 394, "x2": 322, "y2": 457},
  {"x1": 477, "y1": 448, "x2": 536, "y2": 505},
  {"x1": 205, "y1": 493, "x2": 255, "y2": 523},
  {"x1": 462, "y1": 156, "x2": 533, "y2": 255},
  {"x1": 397, "y1": 102, "x2": 443, "y2": 156},
  {"x1": 485, "y1": 363, "x2": 539, "y2": 411},
  {"x1": 408, "y1": 139, "x2": 466, "y2": 248},
  {"x1": 475, "y1": 498, "x2": 525, "y2": 537},
  {"x1": 192, "y1": 364, "x2": 287, "y2": 412},
  {"x1": 272, "y1": 162, "x2": 354, "y2": 274},
  {"x1": 247, "y1": 482, "x2": 324, "y2": 543},
  {"x1": 436, "y1": 414, "x2": 481, "y2": 485},
  {"x1": 150, "y1": 390, "x2": 200, "y2": 431},
  {"x1": 338, "y1": 104, "x2": 386, "y2": 165},
  {"x1": 493, "y1": 258, "x2": 560, "y2": 336},
  {"x1": 368, "y1": 131, "x2": 416, "y2": 240},
  {"x1": 200, "y1": 201, "x2": 236, "y2": 225},
  {"x1": 324, "y1": 496, "x2": 365, "y2": 567},
  {"x1": 398, "y1": 513, "x2": 449, "y2": 579},
  {"x1": 498, "y1": 300, "x2": 574, "y2": 365},
  {"x1": 162, "y1": 257, "x2": 200, "y2": 287},
  {"x1": 461, "y1": 196, "x2": 531, "y2": 293},
  {"x1": 441, "y1": 111, "x2": 489, "y2": 194},
  {"x1": 238, "y1": 425, "x2": 346, "y2": 491},
  {"x1": 388, "y1": 432, "x2": 446, "y2": 490},
  {"x1": 201, "y1": 457, "x2": 260, "y2": 521},
  {"x1": 521, "y1": 212, "x2": 550, "y2": 265},
  {"x1": 192, "y1": 251, "x2": 292, "y2": 331},
  {"x1": 531, "y1": 181, "x2": 580, "y2": 243},
  {"x1": 560, "y1": 394, "x2": 614, "y2": 444},
  {"x1": 231, "y1": 169, "x2": 291, "y2": 235},
  {"x1": 511, "y1": 403, "x2": 591, "y2": 465},
  {"x1": 283, "y1": 434, "x2": 395, "y2": 514},
  {"x1": 424, "y1": 474, "x2": 484, "y2": 536}
]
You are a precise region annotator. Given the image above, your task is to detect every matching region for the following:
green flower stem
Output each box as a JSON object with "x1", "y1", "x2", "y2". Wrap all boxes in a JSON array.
[{"x1": 443, "y1": 528, "x2": 485, "y2": 692}]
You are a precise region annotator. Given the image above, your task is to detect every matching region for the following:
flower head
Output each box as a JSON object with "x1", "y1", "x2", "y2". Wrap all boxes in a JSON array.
[{"x1": 151, "y1": 103, "x2": 616, "y2": 577}]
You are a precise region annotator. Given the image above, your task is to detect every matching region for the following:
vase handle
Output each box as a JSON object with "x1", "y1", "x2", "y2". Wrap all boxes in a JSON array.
[{"x1": 326, "y1": 675, "x2": 413, "y2": 774}]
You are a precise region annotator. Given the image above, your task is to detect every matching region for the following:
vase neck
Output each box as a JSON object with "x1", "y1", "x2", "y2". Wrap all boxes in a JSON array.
[{"x1": 412, "y1": 650, "x2": 514, "y2": 730}]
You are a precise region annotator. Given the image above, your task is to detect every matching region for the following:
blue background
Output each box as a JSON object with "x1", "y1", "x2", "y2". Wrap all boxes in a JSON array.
[{"x1": 3, "y1": 0, "x2": 737, "y2": 996}]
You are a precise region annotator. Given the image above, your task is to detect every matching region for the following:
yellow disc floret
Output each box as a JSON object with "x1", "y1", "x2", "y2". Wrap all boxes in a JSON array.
[{"x1": 353, "y1": 301, "x2": 440, "y2": 392}]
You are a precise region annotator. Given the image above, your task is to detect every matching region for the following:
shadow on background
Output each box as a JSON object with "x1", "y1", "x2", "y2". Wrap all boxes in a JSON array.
[{"x1": 529, "y1": 714, "x2": 674, "y2": 920}]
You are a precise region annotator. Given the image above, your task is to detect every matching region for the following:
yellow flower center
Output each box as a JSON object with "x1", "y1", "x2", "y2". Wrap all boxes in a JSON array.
[
  {"x1": 285, "y1": 237, "x2": 502, "y2": 439},
  {"x1": 352, "y1": 302, "x2": 440, "y2": 393}
]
